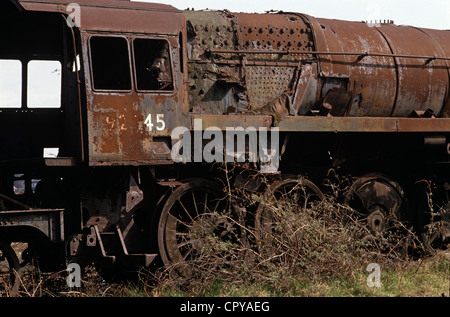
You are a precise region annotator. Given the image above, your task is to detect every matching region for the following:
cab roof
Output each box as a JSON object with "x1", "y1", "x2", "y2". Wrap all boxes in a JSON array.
[{"x1": 15, "y1": 0, "x2": 183, "y2": 34}]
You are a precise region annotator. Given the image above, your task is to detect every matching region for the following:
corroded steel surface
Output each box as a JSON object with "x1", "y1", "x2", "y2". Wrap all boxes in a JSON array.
[
  {"x1": 80, "y1": 31, "x2": 189, "y2": 165},
  {"x1": 301, "y1": 15, "x2": 449, "y2": 118},
  {"x1": 376, "y1": 24, "x2": 448, "y2": 117},
  {"x1": 412, "y1": 27, "x2": 450, "y2": 117},
  {"x1": 186, "y1": 9, "x2": 450, "y2": 121},
  {"x1": 185, "y1": 10, "x2": 314, "y2": 116},
  {"x1": 0, "y1": 209, "x2": 64, "y2": 243},
  {"x1": 304, "y1": 17, "x2": 398, "y2": 117},
  {"x1": 278, "y1": 116, "x2": 450, "y2": 132}
]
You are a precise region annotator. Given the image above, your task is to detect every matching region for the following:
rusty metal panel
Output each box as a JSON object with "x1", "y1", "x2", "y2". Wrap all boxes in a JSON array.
[
  {"x1": 300, "y1": 14, "x2": 349, "y2": 78},
  {"x1": 376, "y1": 24, "x2": 448, "y2": 117},
  {"x1": 85, "y1": 91, "x2": 185, "y2": 165},
  {"x1": 18, "y1": 0, "x2": 183, "y2": 35},
  {"x1": 303, "y1": 17, "x2": 398, "y2": 117},
  {"x1": 82, "y1": 31, "x2": 189, "y2": 166},
  {"x1": 412, "y1": 27, "x2": 450, "y2": 118},
  {"x1": 234, "y1": 12, "x2": 314, "y2": 55},
  {"x1": 0, "y1": 209, "x2": 64, "y2": 243},
  {"x1": 184, "y1": 10, "x2": 236, "y2": 55},
  {"x1": 278, "y1": 116, "x2": 450, "y2": 133},
  {"x1": 185, "y1": 11, "x2": 316, "y2": 115},
  {"x1": 234, "y1": 12, "x2": 312, "y2": 111},
  {"x1": 245, "y1": 66, "x2": 296, "y2": 110},
  {"x1": 292, "y1": 62, "x2": 319, "y2": 116},
  {"x1": 184, "y1": 10, "x2": 243, "y2": 114}
]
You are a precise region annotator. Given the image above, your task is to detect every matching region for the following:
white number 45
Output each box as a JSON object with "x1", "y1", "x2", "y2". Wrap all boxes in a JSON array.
[{"x1": 144, "y1": 114, "x2": 166, "y2": 132}]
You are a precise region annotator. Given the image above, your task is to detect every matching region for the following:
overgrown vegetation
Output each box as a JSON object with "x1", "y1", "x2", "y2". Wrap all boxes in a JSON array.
[
  {"x1": 145, "y1": 178, "x2": 449, "y2": 298},
  {"x1": 1, "y1": 175, "x2": 449, "y2": 297}
]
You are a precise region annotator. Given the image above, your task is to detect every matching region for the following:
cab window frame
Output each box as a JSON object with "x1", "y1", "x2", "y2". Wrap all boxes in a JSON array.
[
  {"x1": 88, "y1": 34, "x2": 133, "y2": 93},
  {"x1": 131, "y1": 36, "x2": 175, "y2": 94}
]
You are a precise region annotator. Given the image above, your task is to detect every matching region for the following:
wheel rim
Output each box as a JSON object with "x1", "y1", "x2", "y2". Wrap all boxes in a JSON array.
[
  {"x1": 0, "y1": 241, "x2": 20, "y2": 296},
  {"x1": 344, "y1": 173, "x2": 414, "y2": 257},
  {"x1": 344, "y1": 173, "x2": 405, "y2": 229},
  {"x1": 158, "y1": 180, "x2": 230, "y2": 268}
]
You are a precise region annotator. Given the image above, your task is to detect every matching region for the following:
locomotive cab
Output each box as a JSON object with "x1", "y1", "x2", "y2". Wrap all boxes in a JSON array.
[
  {"x1": 0, "y1": 0, "x2": 189, "y2": 278},
  {"x1": 76, "y1": 1, "x2": 188, "y2": 166},
  {"x1": 0, "y1": 0, "x2": 188, "y2": 207},
  {"x1": 0, "y1": 1, "x2": 83, "y2": 165}
]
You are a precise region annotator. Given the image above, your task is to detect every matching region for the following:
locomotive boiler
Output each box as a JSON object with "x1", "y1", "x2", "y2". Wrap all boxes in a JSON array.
[{"x1": 0, "y1": 0, "x2": 449, "y2": 293}]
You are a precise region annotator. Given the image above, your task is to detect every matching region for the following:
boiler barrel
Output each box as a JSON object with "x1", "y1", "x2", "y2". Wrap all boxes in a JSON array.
[{"x1": 305, "y1": 15, "x2": 450, "y2": 118}]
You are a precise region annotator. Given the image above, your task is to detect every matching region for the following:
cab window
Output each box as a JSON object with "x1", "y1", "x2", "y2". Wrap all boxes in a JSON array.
[
  {"x1": 133, "y1": 38, "x2": 173, "y2": 91},
  {"x1": 90, "y1": 36, "x2": 132, "y2": 91},
  {"x1": 27, "y1": 60, "x2": 62, "y2": 108},
  {"x1": 0, "y1": 59, "x2": 22, "y2": 108}
]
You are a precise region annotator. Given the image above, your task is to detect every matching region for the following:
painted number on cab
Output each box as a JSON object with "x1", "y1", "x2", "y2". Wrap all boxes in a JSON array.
[{"x1": 144, "y1": 114, "x2": 166, "y2": 132}]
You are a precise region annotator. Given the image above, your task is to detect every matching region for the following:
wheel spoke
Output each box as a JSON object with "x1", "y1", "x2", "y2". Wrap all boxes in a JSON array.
[
  {"x1": 192, "y1": 192, "x2": 199, "y2": 218},
  {"x1": 204, "y1": 192, "x2": 208, "y2": 214},
  {"x1": 177, "y1": 198, "x2": 195, "y2": 223},
  {"x1": 212, "y1": 198, "x2": 221, "y2": 213},
  {"x1": 168, "y1": 210, "x2": 192, "y2": 228},
  {"x1": 175, "y1": 231, "x2": 191, "y2": 237},
  {"x1": 177, "y1": 238, "x2": 200, "y2": 249}
]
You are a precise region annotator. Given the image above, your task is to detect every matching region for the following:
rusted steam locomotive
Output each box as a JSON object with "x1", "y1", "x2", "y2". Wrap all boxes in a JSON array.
[{"x1": 0, "y1": 0, "x2": 449, "y2": 290}]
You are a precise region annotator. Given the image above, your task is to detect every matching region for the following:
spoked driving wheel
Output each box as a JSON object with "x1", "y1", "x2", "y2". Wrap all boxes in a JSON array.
[
  {"x1": 158, "y1": 179, "x2": 235, "y2": 272},
  {"x1": 255, "y1": 176, "x2": 325, "y2": 259},
  {"x1": 344, "y1": 173, "x2": 412, "y2": 256},
  {"x1": 0, "y1": 240, "x2": 20, "y2": 296}
]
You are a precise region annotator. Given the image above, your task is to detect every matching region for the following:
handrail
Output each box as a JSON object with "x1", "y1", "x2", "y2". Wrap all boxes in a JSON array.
[{"x1": 207, "y1": 48, "x2": 450, "y2": 63}]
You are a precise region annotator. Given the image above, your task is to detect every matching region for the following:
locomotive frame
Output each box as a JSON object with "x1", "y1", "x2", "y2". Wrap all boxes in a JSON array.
[{"x1": 0, "y1": 0, "x2": 449, "y2": 291}]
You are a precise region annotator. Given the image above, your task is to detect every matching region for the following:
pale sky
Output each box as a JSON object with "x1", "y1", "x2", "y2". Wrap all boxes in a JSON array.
[{"x1": 135, "y1": 0, "x2": 450, "y2": 30}]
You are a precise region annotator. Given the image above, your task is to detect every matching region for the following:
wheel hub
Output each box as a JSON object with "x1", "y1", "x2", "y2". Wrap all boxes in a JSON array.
[{"x1": 367, "y1": 209, "x2": 385, "y2": 233}]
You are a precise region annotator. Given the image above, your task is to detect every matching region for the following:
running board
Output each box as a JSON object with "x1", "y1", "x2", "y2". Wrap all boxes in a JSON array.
[{"x1": 0, "y1": 208, "x2": 64, "y2": 243}]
